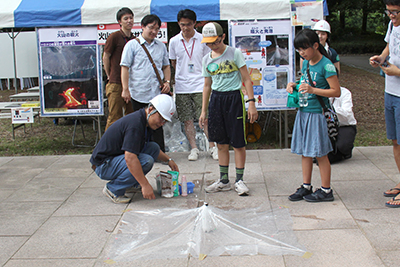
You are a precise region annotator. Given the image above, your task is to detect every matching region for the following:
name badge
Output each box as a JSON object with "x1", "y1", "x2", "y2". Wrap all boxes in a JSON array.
[{"x1": 188, "y1": 63, "x2": 194, "y2": 73}]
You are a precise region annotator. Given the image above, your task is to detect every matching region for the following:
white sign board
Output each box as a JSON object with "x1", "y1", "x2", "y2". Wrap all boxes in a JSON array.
[
  {"x1": 97, "y1": 22, "x2": 168, "y2": 45},
  {"x1": 37, "y1": 26, "x2": 103, "y2": 117},
  {"x1": 12, "y1": 107, "x2": 34, "y2": 124},
  {"x1": 230, "y1": 20, "x2": 294, "y2": 110}
]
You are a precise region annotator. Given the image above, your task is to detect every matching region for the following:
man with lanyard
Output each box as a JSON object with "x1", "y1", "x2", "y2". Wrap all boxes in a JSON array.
[
  {"x1": 103, "y1": 7, "x2": 135, "y2": 130},
  {"x1": 90, "y1": 94, "x2": 178, "y2": 203},
  {"x1": 169, "y1": 9, "x2": 218, "y2": 161},
  {"x1": 121, "y1": 14, "x2": 171, "y2": 152}
]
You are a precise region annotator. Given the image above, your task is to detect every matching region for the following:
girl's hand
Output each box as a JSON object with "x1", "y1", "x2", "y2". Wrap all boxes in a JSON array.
[
  {"x1": 286, "y1": 82, "x2": 296, "y2": 93},
  {"x1": 299, "y1": 83, "x2": 314, "y2": 94}
]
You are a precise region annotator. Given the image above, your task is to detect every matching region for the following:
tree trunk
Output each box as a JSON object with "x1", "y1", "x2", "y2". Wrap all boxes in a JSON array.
[
  {"x1": 361, "y1": 1, "x2": 369, "y2": 34},
  {"x1": 340, "y1": 9, "x2": 346, "y2": 29}
]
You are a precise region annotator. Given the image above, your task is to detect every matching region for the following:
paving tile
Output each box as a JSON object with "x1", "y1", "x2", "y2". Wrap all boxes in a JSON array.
[
  {"x1": 0, "y1": 167, "x2": 43, "y2": 189},
  {"x1": 50, "y1": 155, "x2": 92, "y2": 169},
  {"x1": 0, "y1": 236, "x2": 28, "y2": 266},
  {"x1": 4, "y1": 259, "x2": 95, "y2": 267},
  {"x1": 3, "y1": 156, "x2": 60, "y2": 169},
  {"x1": 0, "y1": 201, "x2": 62, "y2": 235},
  {"x1": 349, "y1": 208, "x2": 400, "y2": 251},
  {"x1": 13, "y1": 215, "x2": 120, "y2": 259},
  {"x1": 94, "y1": 256, "x2": 188, "y2": 267},
  {"x1": 0, "y1": 157, "x2": 14, "y2": 167},
  {"x1": 189, "y1": 255, "x2": 284, "y2": 267},
  {"x1": 284, "y1": 229, "x2": 385, "y2": 267},
  {"x1": 377, "y1": 251, "x2": 400, "y2": 267},
  {"x1": 333, "y1": 180, "x2": 396, "y2": 209},
  {"x1": 270, "y1": 196, "x2": 357, "y2": 230},
  {"x1": 54, "y1": 187, "x2": 131, "y2": 216},
  {"x1": 80, "y1": 172, "x2": 107, "y2": 188},
  {"x1": 331, "y1": 159, "x2": 389, "y2": 181},
  {"x1": 33, "y1": 167, "x2": 92, "y2": 179},
  {"x1": 0, "y1": 189, "x2": 14, "y2": 202},
  {"x1": 6, "y1": 176, "x2": 84, "y2": 202},
  {"x1": 0, "y1": 147, "x2": 399, "y2": 266}
]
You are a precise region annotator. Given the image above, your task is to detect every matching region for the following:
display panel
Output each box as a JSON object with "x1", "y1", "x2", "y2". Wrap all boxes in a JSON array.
[{"x1": 37, "y1": 26, "x2": 103, "y2": 117}]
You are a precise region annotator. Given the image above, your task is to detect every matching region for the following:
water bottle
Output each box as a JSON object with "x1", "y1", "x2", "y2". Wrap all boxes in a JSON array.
[
  {"x1": 181, "y1": 175, "x2": 188, "y2": 197},
  {"x1": 298, "y1": 80, "x2": 308, "y2": 107}
]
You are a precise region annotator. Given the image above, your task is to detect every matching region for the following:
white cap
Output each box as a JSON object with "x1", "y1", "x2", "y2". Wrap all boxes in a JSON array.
[
  {"x1": 201, "y1": 22, "x2": 223, "y2": 43},
  {"x1": 149, "y1": 94, "x2": 176, "y2": 122},
  {"x1": 312, "y1": 20, "x2": 331, "y2": 33}
]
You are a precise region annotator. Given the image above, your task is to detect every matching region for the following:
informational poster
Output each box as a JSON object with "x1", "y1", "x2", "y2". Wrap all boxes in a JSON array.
[
  {"x1": 37, "y1": 26, "x2": 103, "y2": 117},
  {"x1": 97, "y1": 22, "x2": 168, "y2": 45},
  {"x1": 290, "y1": 0, "x2": 324, "y2": 26},
  {"x1": 11, "y1": 108, "x2": 34, "y2": 124},
  {"x1": 229, "y1": 20, "x2": 294, "y2": 110}
]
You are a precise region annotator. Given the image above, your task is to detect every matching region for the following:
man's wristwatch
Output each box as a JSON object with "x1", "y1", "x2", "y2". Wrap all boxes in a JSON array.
[
  {"x1": 168, "y1": 158, "x2": 173, "y2": 162},
  {"x1": 164, "y1": 80, "x2": 170, "y2": 84},
  {"x1": 246, "y1": 98, "x2": 256, "y2": 103}
]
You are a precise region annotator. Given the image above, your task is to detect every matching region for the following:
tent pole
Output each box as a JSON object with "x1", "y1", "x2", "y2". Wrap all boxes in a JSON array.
[{"x1": 10, "y1": 29, "x2": 19, "y2": 94}]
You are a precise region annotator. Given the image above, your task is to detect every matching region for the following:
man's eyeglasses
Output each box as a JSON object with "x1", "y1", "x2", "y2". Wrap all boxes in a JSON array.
[
  {"x1": 158, "y1": 112, "x2": 167, "y2": 123},
  {"x1": 385, "y1": 9, "x2": 400, "y2": 16},
  {"x1": 146, "y1": 24, "x2": 160, "y2": 32}
]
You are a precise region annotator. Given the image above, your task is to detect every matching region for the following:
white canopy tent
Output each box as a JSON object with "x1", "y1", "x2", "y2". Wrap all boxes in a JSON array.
[{"x1": 0, "y1": 0, "x2": 292, "y2": 92}]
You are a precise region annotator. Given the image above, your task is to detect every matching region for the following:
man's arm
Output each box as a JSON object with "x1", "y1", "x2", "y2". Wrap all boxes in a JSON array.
[
  {"x1": 103, "y1": 52, "x2": 111, "y2": 80},
  {"x1": 170, "y1": 59, "x2": 177, "y2": 71},
  {"x1": 157, "y1": 150, "x2": 179, "y2": 172},
  {"x1": 125, "y1": 151, "x2": 155, "y2": 199},
  {"x1": 161, "y1": 65, "x2": 171, "y2": 94},
  {"x1": 121, "y1": 66, "x2": 131, "y2": 103}
]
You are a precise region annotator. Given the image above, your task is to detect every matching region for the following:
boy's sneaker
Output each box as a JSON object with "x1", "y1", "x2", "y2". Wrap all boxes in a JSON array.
[
  {"x1": 288, "y1": 185, "x2": 313, "y2": 201},
  {"x1": 188, "y1": 148, "x2": 199, "y2": 161},
  {"x1": 103, "y1": 185, "x2": 131, "y2": 204},
  {"x1": 209, "y1": 147, "x2": 219, "y2": 160},
  {"x1": 205, "y1": 180, "x2": 231, "y2": 193},
  {"x1": 234, "y1": 180, "x2": 249, "y2": 196},
  {"x1": 303, "y1": 188, "x2": 334, "y2": 202},
  {"x1": 125, "y1": 184, "x2": 142, "y2": 194}
]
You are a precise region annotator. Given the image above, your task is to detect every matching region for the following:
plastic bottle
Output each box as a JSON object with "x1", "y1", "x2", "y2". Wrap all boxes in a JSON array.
[
  {"x1": 298, "y1": 80, "x2": 308, "y2": 107},
  {"x1": 181, "y1": 175, "x2": 188, "y2": 197}
]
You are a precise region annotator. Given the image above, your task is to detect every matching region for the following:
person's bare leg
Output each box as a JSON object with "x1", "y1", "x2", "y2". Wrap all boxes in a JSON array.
[
  {"x1": 316, "y1": 155, "x2": 331, "y2": 188},
  {"x1": 302, "y1": 156, "x2": 313, "y2": 185},
  {"x1": 218, "y1": 144, "x2": 229, "y2": 166},
  {"x1": 233, "y1": 147, "x2": 246, "y2": 169},
  {"x1": 184, "y1": 120, "x2": 197, "y2": 150},
  {"x1": 384, "y1": 140, "x2": 400, "y2": 195}
]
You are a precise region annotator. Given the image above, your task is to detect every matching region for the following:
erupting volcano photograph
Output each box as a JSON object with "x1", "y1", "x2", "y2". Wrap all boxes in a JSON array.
[{"x1": 41, "y1": 45, "x2": 100, "y2": 113}]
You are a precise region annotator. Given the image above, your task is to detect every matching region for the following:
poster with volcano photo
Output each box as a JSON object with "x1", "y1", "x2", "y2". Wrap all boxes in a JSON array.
[{"x1": 37, "y1": 27, "x2": 103, "y2": 117}]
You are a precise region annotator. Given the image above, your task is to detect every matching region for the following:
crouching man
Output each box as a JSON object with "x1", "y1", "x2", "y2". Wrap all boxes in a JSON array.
[{"x1": 90, "y1": 94, "x2": 179, "y2": 203}]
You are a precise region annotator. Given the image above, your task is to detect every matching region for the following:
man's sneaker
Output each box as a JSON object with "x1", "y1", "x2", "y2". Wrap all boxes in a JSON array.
[
  {"x1": 288, "y1": 185, "x2": 313, "y2": 201},
  {"x1": 125, "y1": 184, "x2": 142, "y2": 194},
  {"x1": 188, "y1": 148, "x2": 199, "y2": 161},
  {"x1": 303, "y1": 188, "x2": 334, "y2": 202},
  {"x1": 205, "y1": 180, "x2": 231, "y2": 193},
  {"x1": 209, "y1": 146, "x2": 218, "y2": 160},
  {"x1": 103, "y1": 185, "x2": 131, "y2": 204},
  {"x1": 234, "y1": 180, "x2": 249, "y2": 196}
]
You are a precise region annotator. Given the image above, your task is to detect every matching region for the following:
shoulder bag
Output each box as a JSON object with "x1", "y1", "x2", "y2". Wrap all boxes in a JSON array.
[{"x1": 135, "y1": 38, "x2": 172, "y2": 95}]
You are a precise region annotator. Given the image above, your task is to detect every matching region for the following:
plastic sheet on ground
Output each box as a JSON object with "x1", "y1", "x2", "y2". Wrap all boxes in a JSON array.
[{"x1": 106, "y1": 204, "x2": 307, "y2": 261}]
